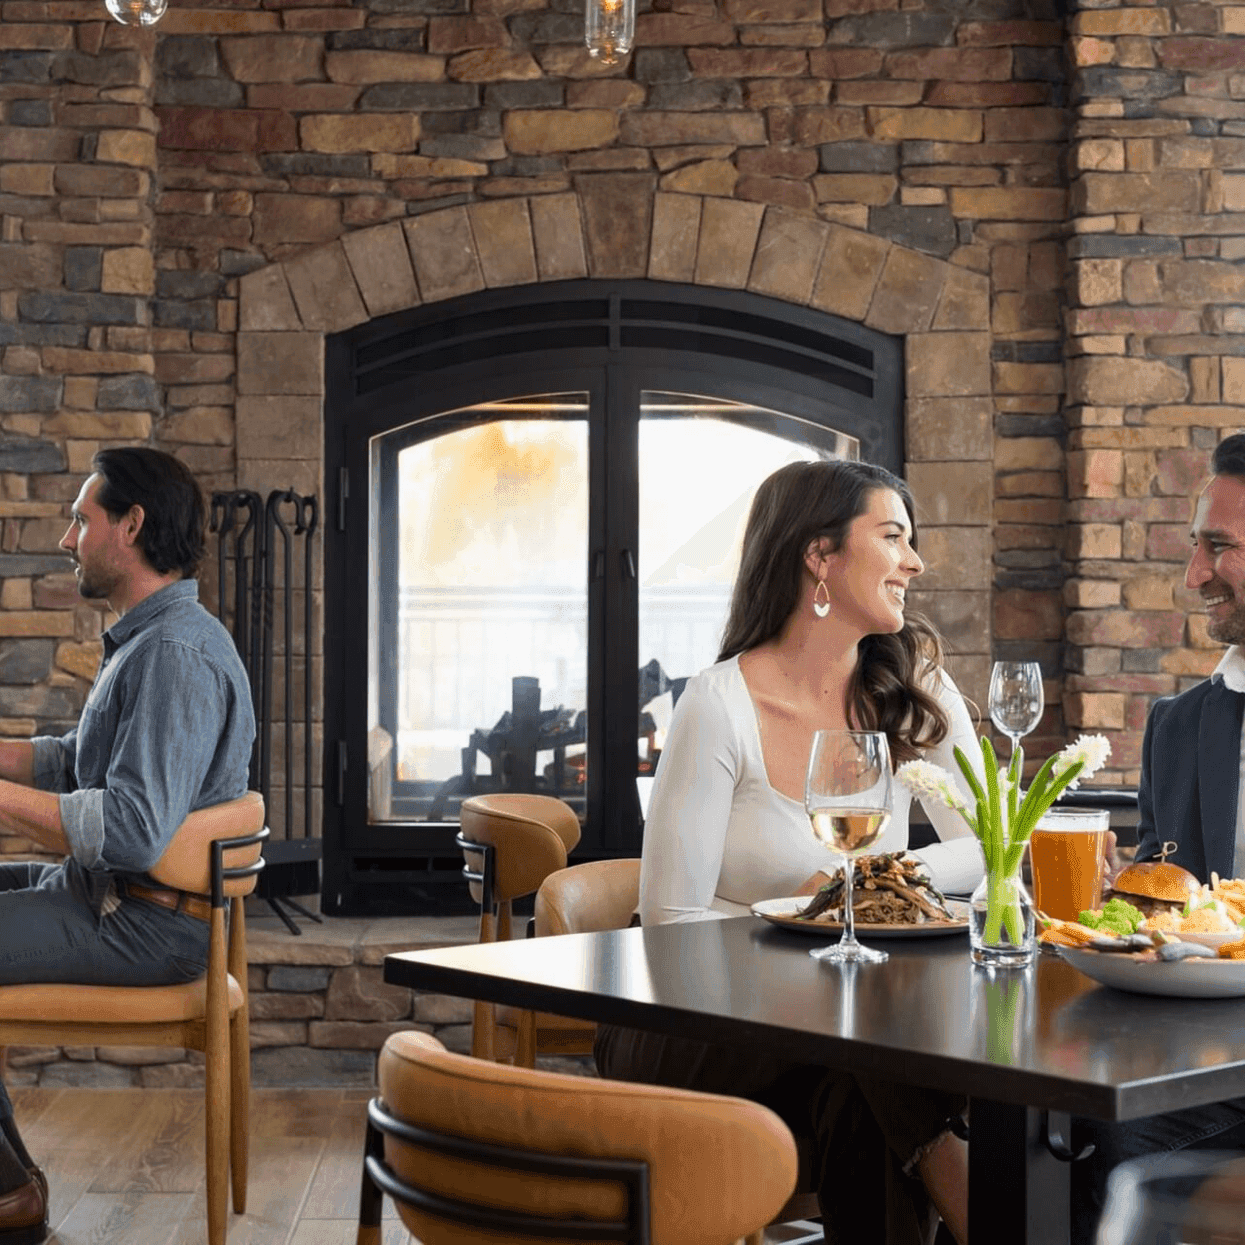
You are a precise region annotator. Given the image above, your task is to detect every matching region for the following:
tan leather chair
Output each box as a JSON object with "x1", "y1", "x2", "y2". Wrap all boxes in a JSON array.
[
  {"x1": 0, "y1": 793, "x2": 267, "y2": 1245},
  {"x1": 456, "y1": 793, "x2": 595, "y2": 1065},
  {"x1": 536, "y1": 857, "x2": 822, "y2": 1244},
  {"x1": 357, "y1": 1029, "x2": 799, "y2": 1245},
  {"x1": 535, "y1": 855, "x2": 642, "y2": 937}
]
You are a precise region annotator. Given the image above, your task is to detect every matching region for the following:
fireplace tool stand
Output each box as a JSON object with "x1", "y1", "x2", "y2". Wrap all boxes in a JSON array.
[{"x1": 211, "y1": 488, "x2": 322, "y2": 935}]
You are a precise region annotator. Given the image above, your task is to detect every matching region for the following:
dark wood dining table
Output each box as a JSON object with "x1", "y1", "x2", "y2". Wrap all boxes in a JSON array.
[{"x1": 384, "y1": 916, "x2": 1245, "y2": 1244}]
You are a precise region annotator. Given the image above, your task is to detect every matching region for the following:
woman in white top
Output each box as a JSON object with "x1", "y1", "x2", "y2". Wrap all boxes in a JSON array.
[{"x1": 597, "y1": 458, "x2": 975, "y2": 1245}]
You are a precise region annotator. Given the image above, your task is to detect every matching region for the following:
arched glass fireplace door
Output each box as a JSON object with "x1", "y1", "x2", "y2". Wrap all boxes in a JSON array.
[{"x1": 324, "y1": 281, "x2": 902, "y2": 915}]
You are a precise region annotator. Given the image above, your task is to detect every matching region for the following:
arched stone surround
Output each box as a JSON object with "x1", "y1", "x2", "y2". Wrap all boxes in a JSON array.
[{"x1": 235, "y1": 189, "x2": 995, "y2": 729}]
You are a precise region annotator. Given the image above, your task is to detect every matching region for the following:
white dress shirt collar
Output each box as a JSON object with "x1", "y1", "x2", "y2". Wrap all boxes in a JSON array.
[{"x1": 1212, "y1": 645, "x2": 1245, "y2": 693}]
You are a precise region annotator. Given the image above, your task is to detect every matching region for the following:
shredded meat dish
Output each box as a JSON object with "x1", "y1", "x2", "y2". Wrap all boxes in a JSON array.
[{"x1": 797, "y1": 854, "x2": 958, "y2": 925}]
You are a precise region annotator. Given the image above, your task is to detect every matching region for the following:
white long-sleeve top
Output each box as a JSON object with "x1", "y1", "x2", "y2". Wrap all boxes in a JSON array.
[{"x1": 639, "y1": 654, "x2": 985, "y2": 926}]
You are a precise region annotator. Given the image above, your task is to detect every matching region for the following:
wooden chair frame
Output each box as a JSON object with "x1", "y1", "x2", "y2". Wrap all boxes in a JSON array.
[{"x1": 0, "y1": 799, "x2": 267, "y2": 1245}]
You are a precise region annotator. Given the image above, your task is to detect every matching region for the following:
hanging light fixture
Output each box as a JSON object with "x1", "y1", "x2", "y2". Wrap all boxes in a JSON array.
[
  {"x1": 584, "y1": 0, "x2": 634, "y2": 65},
  {"x1": 105, "y1": 0, "x2": 168, "y2": 26}
]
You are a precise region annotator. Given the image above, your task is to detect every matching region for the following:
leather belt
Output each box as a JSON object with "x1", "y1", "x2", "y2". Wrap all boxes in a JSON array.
[{"x1": 123, "y1": 882, "x2": 213, "y2": 923}]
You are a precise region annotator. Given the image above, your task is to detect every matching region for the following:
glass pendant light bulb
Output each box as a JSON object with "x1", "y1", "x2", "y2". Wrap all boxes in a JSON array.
[
  {"x1": 105, "y1": 0, "x2": 168, "y2": 27},
  {"x1": 584, "y1": 0, "x2": 634, "y2": 65}
]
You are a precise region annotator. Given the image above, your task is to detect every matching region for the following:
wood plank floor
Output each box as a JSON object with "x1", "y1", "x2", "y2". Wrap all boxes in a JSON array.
[
  {"x1": 12, "y1": 1087, "x2": 824, "y2": 1244},
  {"x1": 10, "y1": 1087, "x2": 414, "y2": 1245}
]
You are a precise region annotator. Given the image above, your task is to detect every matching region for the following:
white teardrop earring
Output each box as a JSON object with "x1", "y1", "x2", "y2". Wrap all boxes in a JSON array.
[{"x1": 813, "y1": 578, "x2": 831, "y2": 619}]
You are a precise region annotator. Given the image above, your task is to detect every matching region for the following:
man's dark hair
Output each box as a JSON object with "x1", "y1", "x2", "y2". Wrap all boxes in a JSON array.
[
  {"x1": 91, "y1": 447, "x2": 205, "y2": 578},
  {"x1": 1212, "y1": 433, "x2": 1245, "y2": 480}
]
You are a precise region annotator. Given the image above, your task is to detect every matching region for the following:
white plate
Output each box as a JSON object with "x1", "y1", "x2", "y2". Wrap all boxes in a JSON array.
[
  {"x1": 1059, "y1": 945, "x2": 1245, "y2": 999},
  {"x1": 751, "y1": 896, "x2": 970, "y2": 939},
  {"x1": 1149, "y1": 928, "x2": 1245, "y2": 951}
]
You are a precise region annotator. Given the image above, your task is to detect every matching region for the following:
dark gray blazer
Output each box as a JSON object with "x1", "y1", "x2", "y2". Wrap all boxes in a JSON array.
[{"x1": 1136, "y1": 676, "x2": 1243, "y2": 882}]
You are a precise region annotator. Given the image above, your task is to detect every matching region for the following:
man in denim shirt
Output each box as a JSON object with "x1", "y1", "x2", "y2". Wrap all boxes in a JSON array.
[{"x1": 0, "y1": 447, "x2": 255, "y2": 1243}]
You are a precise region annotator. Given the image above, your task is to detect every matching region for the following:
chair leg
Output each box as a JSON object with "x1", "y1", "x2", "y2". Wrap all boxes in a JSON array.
[
  {"x1": 205, "y1": 912, "x2": 231, "y2": 1245},
  {"x1": 471, "y1": 999, "x2": 495, "y2": 1061},
  {"x1": 229, "y1": 1009, "x2": 250, "y2": 1214},
  {"x1": 227, "y1": 893, "x2": 251, "y2": 1214},
  {"x1": 514, "y1": 1009, "x2": 537, "y2": 1069},
  {"x1": 356, "y1": 1116, "x2": 383, "y2": 1245}
]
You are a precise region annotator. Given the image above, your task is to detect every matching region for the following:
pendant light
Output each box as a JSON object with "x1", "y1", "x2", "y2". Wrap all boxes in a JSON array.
[
  {"x1": 105, "y1": 0, "x2": 168, "y2": 26},
  {"x1": 584, "y1": 0, "x2": 634, "y2": 65}
]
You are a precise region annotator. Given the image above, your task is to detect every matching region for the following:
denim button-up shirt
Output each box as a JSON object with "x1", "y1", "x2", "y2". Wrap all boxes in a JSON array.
[{"x1": 30, "y1": 580, "x2": 256, "y2": 895}]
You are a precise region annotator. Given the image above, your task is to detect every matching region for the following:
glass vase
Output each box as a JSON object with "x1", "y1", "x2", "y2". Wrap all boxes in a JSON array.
[{"x1": 969, "y1": 866, "x2": 1036, "y2": 968}]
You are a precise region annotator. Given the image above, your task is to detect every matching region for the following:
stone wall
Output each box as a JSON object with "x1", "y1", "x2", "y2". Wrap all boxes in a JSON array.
[
  {"x1": 2, "y1": 0, "x2": 1243, "y2": 820},
  {"x1": 1061, "y1": 2, "x2": 1245, "y2": 782}
]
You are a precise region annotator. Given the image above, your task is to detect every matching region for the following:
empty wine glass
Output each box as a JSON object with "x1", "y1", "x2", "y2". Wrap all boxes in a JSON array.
[
  {"x1": 989, "y1": 661, "x2": 1044, "y2": 759},
  {"x1": 805, "y1": 730, "x2": 893, "y2": 965}
]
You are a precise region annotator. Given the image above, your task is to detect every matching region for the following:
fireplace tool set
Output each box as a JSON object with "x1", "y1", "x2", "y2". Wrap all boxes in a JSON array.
[{"x1": 211, "y1": 488, "x2": 320, "y2": 935}]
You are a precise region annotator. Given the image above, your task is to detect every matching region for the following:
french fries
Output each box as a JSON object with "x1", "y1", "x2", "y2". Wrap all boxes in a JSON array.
[
  {"x1": 1211, "y1": 873, "x2": 1245, "y2": 924},
  {"x1": 1038, "y1": 919, "x2": 1099, "y2": 947}
]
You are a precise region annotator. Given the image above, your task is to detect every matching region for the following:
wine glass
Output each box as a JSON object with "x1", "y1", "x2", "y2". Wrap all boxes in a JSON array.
[
  {"x1": 805, "y1": 730, "x2": 893, "y2": 965},
  {"x1": 988, "y1": 661, "x2": 1044, "y2": 759}
]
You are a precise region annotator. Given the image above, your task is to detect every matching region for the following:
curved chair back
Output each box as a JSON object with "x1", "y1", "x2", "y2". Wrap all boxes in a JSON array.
[
  {"x1": 150, "y1": 790, "x2": 267, "y2": 897},
  {"x1": 535, "y1": 857, "x2": 642, "y2": 937},
  {"x1": 363, "y1": 1030, "x2": 798, "y2": 1245},
  {"x1": 458, "y1": 793, "x2": 581, "y2": 910}
]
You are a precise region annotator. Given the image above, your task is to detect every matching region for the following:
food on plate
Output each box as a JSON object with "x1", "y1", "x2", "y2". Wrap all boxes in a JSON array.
[
  {"x1": 1210, "y1": 874, "x2": 1245, "y2": 923},
  {"x1": 1146, "y1": 903, "x2": 1239, "y2": 935},
  {"x1": 1218, "y1": 939, "x2": 1245, "y2": 961},
  {"x1": 1077, "y1": 897, "x2": 1145, "y2": 936},
  {"x1": 797, "y1": 854, "x2": 957, "y2": 926},
  {"x1": 1107, "y1": 857, "x2": 1201, "y2": 917},
  {"x1": 1038, "y1": 919, "x2": 1099, "y2": 947},
  {"x1": 1156, "y1": 940, "x2": 1216, "y2": 961}
]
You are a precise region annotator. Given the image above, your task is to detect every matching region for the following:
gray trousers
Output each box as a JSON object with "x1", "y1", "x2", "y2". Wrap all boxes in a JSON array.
[{"x1": 0, "y1": 859, "x2": 210, "y2": 1121}]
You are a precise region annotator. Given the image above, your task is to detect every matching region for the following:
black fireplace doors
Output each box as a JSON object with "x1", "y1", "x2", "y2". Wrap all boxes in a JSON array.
[{"x1": 323, "y1": 280, "x2": 902, "y2": 915}]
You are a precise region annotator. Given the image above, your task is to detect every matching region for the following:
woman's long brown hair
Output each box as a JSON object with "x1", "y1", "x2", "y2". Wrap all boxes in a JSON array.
[{"x1": 717, "y1": 459, "x2": 949, "y2": 765}]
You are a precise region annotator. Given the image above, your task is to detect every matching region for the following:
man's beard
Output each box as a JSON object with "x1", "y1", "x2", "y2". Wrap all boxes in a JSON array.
[
  {"x1": 73, "y1": 564, "x2": 111, "y2": 601},
  {"x1": 1207, "y1": 599, "x2": 1245, "y2": 645}
]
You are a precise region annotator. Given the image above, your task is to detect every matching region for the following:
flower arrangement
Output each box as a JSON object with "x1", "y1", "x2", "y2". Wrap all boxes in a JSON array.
[{"x1": 898, "y1": 734, "x2": 1112, "y2": 950}]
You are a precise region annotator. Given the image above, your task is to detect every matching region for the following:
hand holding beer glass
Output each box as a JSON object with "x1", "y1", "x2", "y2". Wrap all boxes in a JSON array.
[{"x1": 1029, "y1": 806, "x2": 1111, "y2": 922}]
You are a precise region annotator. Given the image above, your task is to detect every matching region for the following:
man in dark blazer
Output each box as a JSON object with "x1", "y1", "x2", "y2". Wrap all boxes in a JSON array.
[
  {"x1": 1072, "y1": 433, "x2": 1245, "y2": 1245},
  {"x1": 1135, "y1": 432, "x2": 1245, "y2": 880}
]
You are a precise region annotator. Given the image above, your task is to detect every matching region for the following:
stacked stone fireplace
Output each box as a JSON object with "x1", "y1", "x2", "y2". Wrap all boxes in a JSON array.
[{"x1": 2, "y1": 0, "x2": 1244, "y2": 855}]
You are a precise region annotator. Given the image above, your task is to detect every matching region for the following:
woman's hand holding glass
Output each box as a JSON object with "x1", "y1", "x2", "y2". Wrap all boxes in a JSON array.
[{"x1": 805, "y1": 729, "x2": 893, "y2": 965}]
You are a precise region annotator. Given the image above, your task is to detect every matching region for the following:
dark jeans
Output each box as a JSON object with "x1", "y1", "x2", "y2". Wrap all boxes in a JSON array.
[
  {"x1": 595, "y1": 1022, "x2": 963, "y2": 1245},
  {"x1": 0, "y1": 859, "x2": 210, "y2": 1121},
  {"x1": 1070, "y1": 1100, "x2": 1245, "y2": 1245}
]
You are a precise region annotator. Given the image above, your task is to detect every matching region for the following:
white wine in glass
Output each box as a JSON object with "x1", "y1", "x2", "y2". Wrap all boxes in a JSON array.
[
  {"x1": 988, "y1": 661, "x2": 1044, "y2": 758},
  {"x1": 805, "y1": 730, "x2": 893, "y2": 965}
]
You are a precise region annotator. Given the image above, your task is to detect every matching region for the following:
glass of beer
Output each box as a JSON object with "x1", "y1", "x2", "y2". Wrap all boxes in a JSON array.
[{"x1": 1029, "y1": 807, "x2": 1110, "y2": 922}]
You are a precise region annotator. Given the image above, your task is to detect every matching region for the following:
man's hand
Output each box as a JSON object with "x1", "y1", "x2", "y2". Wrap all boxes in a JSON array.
[{"x1": 1102, "y1": 829, "x2": 1120, "y2": 888}]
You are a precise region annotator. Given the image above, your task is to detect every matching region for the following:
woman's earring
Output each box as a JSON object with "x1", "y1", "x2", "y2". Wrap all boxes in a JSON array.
[{"x1": 813, "y1": 579, "x2": 831, "y2": 619}]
